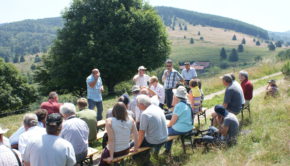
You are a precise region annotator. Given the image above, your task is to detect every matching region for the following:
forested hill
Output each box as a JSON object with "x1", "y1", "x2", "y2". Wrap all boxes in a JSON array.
[
  {"x1": 155, "y1": 6, "x2": 269, "y2": 40},
  {"x1": 0, "y1": 17, "x2": 63, "y2": 61},
  {"x1": 0, "y1": 6, "x2": 271, "y2": 60}
]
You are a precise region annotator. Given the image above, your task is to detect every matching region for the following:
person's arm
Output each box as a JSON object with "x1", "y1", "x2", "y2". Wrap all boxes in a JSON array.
[
  {"x1": 88, "y1": 75, "x2": 98, "y2": 88},
  {"x1": 131, "y1": 120, "x2": 139, "y2": 152},
  {"x1": 133, "y1": 74, "x2": 138, "y2": 82},
  {"x1": 104, "y1": 119, "x2": 114, "y2": 163},
  {"x1": 244, "y1": 84, "x2": 253, "y2": 100},
  {"x1": 137, "y1": 130, "x2": 145, "y2": 148},
  {"x1": 167, "y1": 114, "x2": 178, "y2": 127},
  {"x1": 223, "y1": 89, "x2": 231, "y2": 109},
  {"x1": 223, "y1": 103, "x2": 228, "y2": 109},
  {"x1": 162, "y1": 70, "x2": 167, "y2": 82},
  {"x1": 147, "y1": 87, "x2": 157, "y2": 97},
  {"x1": 24, "y1": 161, "x2": 30, "y2": 166},
  {"x1": 219, "y1": 125, "x2": 229, "y2": 136},
  {"x1": 176, "y1": 71, "x2": 184, "y2": 83}
]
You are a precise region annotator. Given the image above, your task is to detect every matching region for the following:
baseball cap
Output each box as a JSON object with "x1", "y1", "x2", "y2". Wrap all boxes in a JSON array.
[
  {"x1": 138, "y1": 66, "x2": 147, "y2": 71},
  {"x1": 214, "y1": 105, "x2": 228, "y2": 117},
  {"x1": 131, "y1": 85, "x2": 140, "y2": 92},
  {"x1": 46, "y1": 113, "x2": 63, "y2": 126}
]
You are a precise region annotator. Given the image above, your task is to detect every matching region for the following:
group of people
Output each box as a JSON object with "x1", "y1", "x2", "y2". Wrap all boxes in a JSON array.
[{"x1": 1, "y1": 58, "x2": 278, "y2": 166}]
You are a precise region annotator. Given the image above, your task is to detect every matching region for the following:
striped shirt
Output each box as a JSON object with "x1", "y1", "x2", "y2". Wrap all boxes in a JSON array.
[
  {"x1": 86, "y1": 74, "x2": 103, "y2": 102},
  {"x1": 162, "y1": 69, "x2": 183, "y2": 89}
]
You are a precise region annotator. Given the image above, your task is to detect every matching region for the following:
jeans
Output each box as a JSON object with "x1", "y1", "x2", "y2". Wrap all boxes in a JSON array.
[
  {"x1": 88, "y1": 99, "x2": 103, "y2": 121},
  {"x1": 165, "y1": 127, "x2": 189, "y2": 151},
  {"x1": 165, "y1": 89, "x2": 173, "y2": 108}
]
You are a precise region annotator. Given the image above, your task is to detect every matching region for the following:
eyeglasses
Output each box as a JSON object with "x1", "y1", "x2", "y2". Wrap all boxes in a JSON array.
[{"x1": 166, "y1": 65, "x2": 172, "y2": 67}]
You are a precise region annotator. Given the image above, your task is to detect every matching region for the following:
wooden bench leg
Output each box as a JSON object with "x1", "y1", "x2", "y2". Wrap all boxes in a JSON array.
[
  {"x1": 197, "y1": 115, "x2": 201, "y2": 128},
  {"x1": 180, "y1": 136, "x2": 186, "y2": 154},
  {"x1": 241, "y1": 109, "x2": 244, "y2": 121},
  {"x1": 204, "y1": 111, "x2": 207, "y2": 124}
]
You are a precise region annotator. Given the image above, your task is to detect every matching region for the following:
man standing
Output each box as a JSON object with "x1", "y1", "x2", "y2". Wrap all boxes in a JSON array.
[
  {"x1": 133, "y1": 66, "x2": 150, "y2": 87},
  {"x1": 222, "y1": 74, "x2": 243, "y2": 115},
  {"x1": 23, "y1": 113, "x2": 76, "y2": 166},
  {"x1": 18, "y1": 113, "x2": 46, "y2": 156},
  {"x1": 181, "y1": 62, "x2": 197, "y2": 92},
  {"x1": 60, "y1": 103, "x2": 89, "y2": 163},
  {"x1": 134, "y1": 95, "x2": 168, "y2": 165},
  {"x1": 0, "y1": 126, "x2": 22, "y2": 166},
  {"x1": 40, "y1": 91, "x2": 62, "y2": 114},
  {"x1": 162, "y1": 59, "x2": 184, "y2": 109},
  {"x1": 76, "y1": 98, "x2": 97, "y2": 145},
  {"x1": 239, "y1": 71, "x2": 253, "y2": 106},
  {"x1": 86, "y1": 68, "x2": 104, "y2": 121}
]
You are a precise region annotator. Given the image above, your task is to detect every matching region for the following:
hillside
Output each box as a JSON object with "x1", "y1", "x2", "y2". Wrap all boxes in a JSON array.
[
  {"x1": 0, "y1": 6, "x2": 276, "y2": 61},
  {"x1": 156, "y1": 6, "x2": 269, "y2": 39}
]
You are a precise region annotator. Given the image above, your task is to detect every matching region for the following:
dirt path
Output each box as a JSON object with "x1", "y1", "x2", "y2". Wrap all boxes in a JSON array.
[{"x1": 204, "y1": 72, "x2": 282, "y2": 100}]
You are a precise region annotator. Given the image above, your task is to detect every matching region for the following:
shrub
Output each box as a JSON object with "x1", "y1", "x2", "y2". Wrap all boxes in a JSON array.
[{"x1": 281, "y1": 62, "x2": 290, "y2": 77}]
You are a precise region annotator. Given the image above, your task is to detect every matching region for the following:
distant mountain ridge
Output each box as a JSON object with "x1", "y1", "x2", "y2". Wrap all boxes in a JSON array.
[
  {"x1": 0, "y1": 6, "x2": 275, "y2": 60},
  {"x1": 155, "y1": 6, "x2": 269, "y2": 39}
]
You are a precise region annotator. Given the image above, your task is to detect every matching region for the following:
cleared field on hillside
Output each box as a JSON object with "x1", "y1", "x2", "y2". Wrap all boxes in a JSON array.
[{"x1": 168, "y1": 24, "x2": 287, "y2": 65}]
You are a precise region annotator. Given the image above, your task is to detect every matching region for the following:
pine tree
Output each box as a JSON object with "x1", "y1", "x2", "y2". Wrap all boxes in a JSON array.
[
  {"x1": 229, "y1": 48, "x2": 239, "y2": 61},
  {"x1": 20, "y1": 55, "x2": 25, "y2": 62},
  {"x1": 268, "y1": 42, "x2": 276, "y2": 51},
  {"x1": 256, "y1": 41, "x2": 261, "y2": 46},
  {"x1": 275, "y1": 40, "x2": 283, "y2": 47},
  {"x1": 220, "y1": 47, "x2": 227, "y2": 60},
  {"x1": 190, "y1": 38, "x2": 194, "y2": 44},
  {"x1": 4, "y1": 56, "x2": 9, "y2": 63},
  {"x1": 184, "y1": 36, "x2": 186, "y2": 39},
  {"x1": 200, "y1": 36, "x2": 204, "y2": 40},
  {"x1": 253, "y1": 38, "x2": 256, "y2": 42},
  {"x1": 184, "y1": 25, "x2": 187, "y2": 31},
  {"x1": 242, "y1": 38, "x2": 246, "y2": 44},
  {"x1": 232, "y1": 34, "x2": 237, "y2": 40},
  {"x1": 198, "y1": 31, "x2": 201, "y2": 36},
  {"x1": 13, "y1": 55, "x2": 19, "y2": 63},
  {"x1": 238, "y1": 44, "x2": 244, "y2": 52}
]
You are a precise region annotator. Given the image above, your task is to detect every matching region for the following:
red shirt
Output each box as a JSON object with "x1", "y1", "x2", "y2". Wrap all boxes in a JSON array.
[
  {"x1": 241, "y1": 79, "x2": 253, "y2": 100},
  {"x1": 40, "y1": 99, "x2": 62, "y2": 114}
]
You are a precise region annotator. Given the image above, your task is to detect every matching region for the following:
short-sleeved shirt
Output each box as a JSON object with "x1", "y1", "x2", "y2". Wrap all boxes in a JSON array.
[
  {"x1": 181, "y1": 68, "x2": 197, "y2": 80},
  {"x1": 128, "y1": 95, "x2": 141, "y2": 122},
  {"x1": 162, "y1": 69, "x2": 183, "y2": 89},
  {"x1": 223, "y1": 113, "x2": 239, "y2": 142},
  {"x1": 61, "y1": 116, "x2": 89, "y2": 155},
  {"x1": 224, "y1": 83, "x2": 244, "y2": 114},
  {"x1": 150, "y1": 83, "x2": 165, "y2": 104},
  {"x1": 139, "y1": 105, "x2": 168, "y2": 144},
  {"x1": 172, "y1": 101, "x2": 193, "y2": 132},
  {"x1": 241, "y1": 79, "x2": 253, "y2": 100},
  {"x1": 23, "y1": 134, "x2": 76, "y2": 166},
  {"x1": 133, "y1": 74, "x2": 150, "y2": 87},
  {"x1": 40, "y1": 99, "x2": 62, "y2": 114},
  {"x1": 233, "y1": 80, "x2": 245, "y2": 104},
  {"x1": 18, "y1": 126, "x2": 46, "y2": 155},
  {"x1": 76, "y1": 109, "x2": 97, "y2": 142},
  {"x1": 86, "y1": 74, "x2": 103, "y2": 102},
  {"x1": 0, "y1": 144, "x2": 22, "y2": 166}
]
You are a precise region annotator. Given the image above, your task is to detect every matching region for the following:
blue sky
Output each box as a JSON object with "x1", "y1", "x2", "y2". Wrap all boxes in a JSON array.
[{"x1": 0, "y1": 0, "x2": 289, "y2": 32}]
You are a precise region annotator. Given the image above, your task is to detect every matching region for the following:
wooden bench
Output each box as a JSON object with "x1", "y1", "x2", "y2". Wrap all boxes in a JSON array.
[
  {"x1": 97, "y1": 120, "x2": 106, "y2": 131},
  {"x1": 97, "y1": 131, "x2": 106, "y2": 140},
  {"x1": 78, "y1": 147, "x2": 99, "y2": 166}
]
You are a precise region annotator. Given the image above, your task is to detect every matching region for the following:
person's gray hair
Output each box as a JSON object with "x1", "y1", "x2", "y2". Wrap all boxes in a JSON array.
[
  {"x1": 48, "y1": 91, "x2": 58, "y2": 99},
  {"x1": 23, "y1": 113, "x2": 38, "y2": 127},
  {"x1": 136, "y1": 94, "x2": 152, "y2": 107},
  {"x1": 166, "y1": 59, "x2": 173, "y2": 64},
  {"x1": 239, "y1": 70, "x2": 249, "y2": 79},
  {"x1": 60, "y1": 103, "x2": 76, "y2": 116},
  {"x1": 222, "y1": 74, "x2": 233, "y2": 83}
]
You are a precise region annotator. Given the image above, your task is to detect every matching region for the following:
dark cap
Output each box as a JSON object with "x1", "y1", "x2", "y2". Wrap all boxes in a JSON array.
[
  {"x1": 46, "y1": 113, "x2": 63, "y2": 126},
  {"x1": 214, "y1": 105, "x2": 228, "y2": 117},
  {"x1": 268, "y1": 80, "x2": 276, "y2": 84}
]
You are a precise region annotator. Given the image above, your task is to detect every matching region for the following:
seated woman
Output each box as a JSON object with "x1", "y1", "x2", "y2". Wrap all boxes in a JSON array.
[
  {"x1": 165, "y1": 86, "x2": 193, "y2": 154},
  {"x1": 188, "y1": 79, "x2": 202, "y2": 114},
  {"x1": 99, "y1": 102, "x2": 138, "y2": 166}
]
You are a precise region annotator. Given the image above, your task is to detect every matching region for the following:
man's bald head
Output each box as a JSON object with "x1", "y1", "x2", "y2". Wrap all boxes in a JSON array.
[{"x1": 140, "y1": 88, "x2": 149, "y2": 96}]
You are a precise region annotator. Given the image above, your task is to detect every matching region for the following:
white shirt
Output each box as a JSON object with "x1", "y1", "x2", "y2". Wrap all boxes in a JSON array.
[
  {"x1": 150, "y1": 83, "x2": 165, "y2": 104},
  {"x1": 61, "y1": 116, "x2": 89, "y2": 155},
  {"x1": 181, "y1": 68, "x2": 197, "y2": 80},
  {"x1": 23, "y1": 134, "x2": 76, "y2": 166},
  {"x1": 0, "y1": 143, "x2": 22, "y2": 166},
  {"x1": 133, "y1": 74, "x2": 150, "y2": 87},
  {"x1": 18, "y1": 126, "x2": 46, "y2": 155},
  {"x1": 128, "y1": 95, "x2": 141, "y2": 122}
]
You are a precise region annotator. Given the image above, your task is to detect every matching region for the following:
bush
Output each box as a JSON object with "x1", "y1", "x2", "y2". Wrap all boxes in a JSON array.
[
  {"x1": 281, "y1": 62, "x2": 290, "y2": 77},
  {"x1": 220, "y1": 62, "x2": 229, "y2": 69}
]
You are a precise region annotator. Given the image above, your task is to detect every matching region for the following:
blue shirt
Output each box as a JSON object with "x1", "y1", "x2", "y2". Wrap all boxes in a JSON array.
[
  {"x1": 172, "y1": 101, "x2": 193, "y2": 132},
  {"x1": 181, "y1": 68, "x2": 197, "y2": 80},
  {"x1": 86, "y1": 74, "x2": 103, "y2": 102}
]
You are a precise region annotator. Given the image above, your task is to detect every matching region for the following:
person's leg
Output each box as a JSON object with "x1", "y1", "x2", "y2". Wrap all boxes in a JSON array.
[
  {"x1": 96, "y1": 101, "x2": 104, "y2": 121},
  {"x1": 133, "y1": 138, "x2": 154, "y2": 165},
  {"x1": 88, "y1": 99, "x2": 96, "y2": 110},
  {"x1": 99, "y1": 148, "x2": 111, "y2": 166},
  {"x1": 165, "y1": 89, "x2": 173, "y2": 108},
  {"x1": 165, "y1": 127, "x2": 184, "y2": 152}
]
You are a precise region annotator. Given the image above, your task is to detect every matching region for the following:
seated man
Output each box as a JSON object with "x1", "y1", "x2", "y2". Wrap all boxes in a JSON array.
[
  {"x1": 60, "y1": 103, "x2": 89, "y2": 163},
  {"x1": 222, "y1": 74, "x2": 243, "y2": 115},
  {"x1": 76, "y1": 98, "x2": 97, "y2": 145},
  {"x1": 133, "y1": 95, "x2": 168, "y2": 166},
  {"x1": 211, "y1": 105, "x2": 239, "y2": 145},
  {"x1": 23, "y1": 113, "x2": 76, "y2": 166},
  {"x1": 18, "y1": 113, "x2": 46, "y2": 156},
  {"x1": 40, "y1": 91, "x2": 62, "y2": 114}
]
